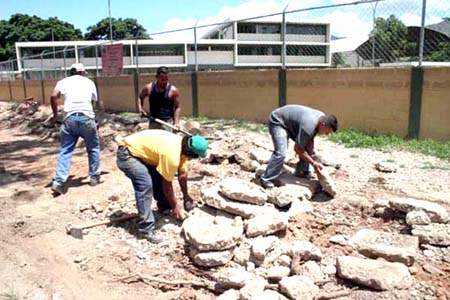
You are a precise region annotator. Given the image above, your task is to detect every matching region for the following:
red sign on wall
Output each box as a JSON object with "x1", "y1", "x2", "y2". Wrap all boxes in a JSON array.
[{"x1": 101, "y1": 44, "x2": 123, "y2": 76}]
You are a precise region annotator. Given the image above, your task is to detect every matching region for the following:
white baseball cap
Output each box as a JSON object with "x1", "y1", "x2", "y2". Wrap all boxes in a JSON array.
[{"x1": 70, "y1": 63, "x2": 86, "y2": 73}]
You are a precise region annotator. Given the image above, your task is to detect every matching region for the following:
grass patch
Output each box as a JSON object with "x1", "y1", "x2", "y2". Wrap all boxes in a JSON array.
[{"x1": 328, "y1": 129, "x2": 450, "y2": 161}]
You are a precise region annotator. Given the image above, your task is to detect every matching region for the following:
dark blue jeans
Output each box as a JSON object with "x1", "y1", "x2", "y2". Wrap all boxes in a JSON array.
[
  {"x1": 261, "y1": 124, "x2": 289, "y2": 185},
  {"x1": 53, "y1": 114, "x2": 100, "y2": 185},
  {"x1": 116, "y1": 146, "x2": 170, "y2": 234}
]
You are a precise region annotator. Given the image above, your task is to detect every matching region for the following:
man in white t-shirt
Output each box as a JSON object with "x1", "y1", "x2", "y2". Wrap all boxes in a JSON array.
[{"x1": 50, "y1": 63, "x2": 101, "y2": 194}]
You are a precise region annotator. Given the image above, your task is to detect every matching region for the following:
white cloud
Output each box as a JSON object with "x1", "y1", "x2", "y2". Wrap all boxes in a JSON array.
[{"x1": 400, "y1": 12, "x2": 443, "y2": 27}]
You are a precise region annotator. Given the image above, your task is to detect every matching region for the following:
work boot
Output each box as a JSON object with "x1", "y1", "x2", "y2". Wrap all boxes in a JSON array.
[
  {"x1": 259, "y1": 178, "x2": 274, "y2": 190},
  {"x1": 89, "y1": 175, "x2": 101, "y2": 186},
  {"x1": 139, "y1": 230, "x2": 163, "y2": 244},
  {"x1": 295, "y1": 170, "x2": 312, "y2": 179},
  {"x1": 51, "y1": 182, "x2": 66, "y2": 195}
]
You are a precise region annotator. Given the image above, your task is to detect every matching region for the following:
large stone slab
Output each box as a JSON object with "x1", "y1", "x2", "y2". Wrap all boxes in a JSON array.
[
  {"x1": 277, "y1": 172, "x2": 320, "y2": 195},
  {"x1": 411, "y1": 224, "x2": 450, "y2": 246},
  {"x1": 348, "y1": 229, "x2": 419, "y2": 266},
  {"x1": 245, "y1": 213, "x2": 288, "y2": 238},
  {"x1": 389, "y1": 197, "x2": 449, "y2": 223},
  {"x1": 269, "y1": 184, "x2": 312, "y2": 207},
  {"x1": 287, "y1": 241, "x2": 323, "y2": 262},
  {"x1": 239, "y1": 276, "x2": 267, "y2": 300},
  {"x1": 183, "y1": 211, "x2": 243, "y2": 251},
  {"x1": 251, "y1": 236, "x2": 280, "y2": 261},
  {"x1": 202, "y1": 185, "x2": 263, "y2": 219},
  {"x1": 215, "y1": 267, "x2": 250, "y2": 289},
  {"x1": 189, "y1": 247, "x2": 234, "y2": 267},
  {"x1": 336, "y1": 256, "x2": 413, "y2": 291},
  {"x1": 219, "y1": 178, "x2": 268, "y2": 205},
  {"x1": 250, "y1": 148, "x2": 271, "y2": 164},
  {"x1": 279, "y1": 275, "x2": 319, "y2": 300},
  {"x1": 317, "y1": 170, "x2": 337, "y2": 197}
]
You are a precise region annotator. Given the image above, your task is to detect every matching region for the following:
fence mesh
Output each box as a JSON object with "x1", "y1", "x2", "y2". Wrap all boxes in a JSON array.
[{"x1": 0, "y1": 0, "x2": 449, "y2": 81}]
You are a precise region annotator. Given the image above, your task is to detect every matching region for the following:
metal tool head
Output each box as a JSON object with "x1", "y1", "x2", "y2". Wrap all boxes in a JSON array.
[{"x1": 66, "y1": 224, "x2": 84, "y2": 239}]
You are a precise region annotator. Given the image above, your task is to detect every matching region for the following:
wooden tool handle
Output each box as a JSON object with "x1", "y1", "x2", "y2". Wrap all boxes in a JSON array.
[{"x1": 77, "y1": 213, "x2": 138, "y2": 230}]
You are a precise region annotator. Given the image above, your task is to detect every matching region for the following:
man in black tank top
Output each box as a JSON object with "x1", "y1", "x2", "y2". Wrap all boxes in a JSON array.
[{"x1": 137, "y1": 66, "x2": 181, "y2": 130}]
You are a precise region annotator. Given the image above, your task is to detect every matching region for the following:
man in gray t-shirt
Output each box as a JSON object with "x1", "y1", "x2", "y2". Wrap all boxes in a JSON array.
[{"x1": 260, "y1": 105, "x2": 338, "y2": 189}]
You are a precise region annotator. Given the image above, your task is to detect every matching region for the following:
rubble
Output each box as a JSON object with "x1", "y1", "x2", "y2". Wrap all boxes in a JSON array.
[
  {"x1": 388, "y1": 197, "x2": 449, "y2": 223},
  {"x1": 279, "y1": 275, "x2": 319, "y2": 300},
  {"x1": 348, "y1": 228, "x2": 419, "y2": 266},
  {"x1": 336, "y1": 256, "x2": 413, "y2": 290},
  {"x1": 411, "y1": 223, "x2": 450, "y2": 246}
]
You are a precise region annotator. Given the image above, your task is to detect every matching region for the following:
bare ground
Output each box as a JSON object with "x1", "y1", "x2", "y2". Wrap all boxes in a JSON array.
[{"x1": 0, "y1": 101, "x2": 449, "y2": 300}]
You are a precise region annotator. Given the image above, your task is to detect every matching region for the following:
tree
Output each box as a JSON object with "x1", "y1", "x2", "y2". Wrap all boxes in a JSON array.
[
  {"x1": 429, "y1": 42, "x2": 450, "y2": 61},
  {"x1": 370, "y1": 15, "x2": 409, "y2": 62},
  {"x1": 84, "y1": 18, "x2": 149, "y2": 40},
  {"x1": 0, "y1": 14, "x2": 82, "y2": 61}
]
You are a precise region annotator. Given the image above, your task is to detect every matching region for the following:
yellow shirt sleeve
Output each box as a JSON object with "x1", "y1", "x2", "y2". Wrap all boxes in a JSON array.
[{"x1": 178, "y1": 155, "x2": 188, "y2": 174}]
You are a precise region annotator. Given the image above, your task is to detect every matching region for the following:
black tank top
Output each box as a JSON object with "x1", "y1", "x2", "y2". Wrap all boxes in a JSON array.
[{"x1": 149, "y1": 82, "x2": 174, "y2": 120}]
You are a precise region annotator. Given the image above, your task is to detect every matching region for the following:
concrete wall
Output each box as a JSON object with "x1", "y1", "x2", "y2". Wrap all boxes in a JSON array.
[
  {"x1": 24, "y1": 80, "x2": 45, "y2": 104},
  {"x1": 197, "y1": 70, "x2": 278, "y2": 122},
  {"x1": 420, "y1": 67, "x2": 450, "y2": 140},
  {"x1": 0, "y1": 82, "x2": 10, "y2": 101},
  {"x1": 139, "y1": 73, "x2": 193, "y2": 117},
  {"x1": 287, "y1": 68, "x2": 411, "y2": 137},
  {"x1": 10, "y1": 81, "x2": 25, "y2": 101},
  {"x1": 98, "y1": 76, "x2": 135, "y2": 112}
]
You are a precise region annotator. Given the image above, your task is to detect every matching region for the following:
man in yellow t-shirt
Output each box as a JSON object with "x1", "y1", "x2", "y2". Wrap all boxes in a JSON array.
[{"x1": 116, "y1": 129, "x2": 208, "y2": 244}]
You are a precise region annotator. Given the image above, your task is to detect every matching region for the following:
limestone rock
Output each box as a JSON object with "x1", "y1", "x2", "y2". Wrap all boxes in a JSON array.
[
  {"x1": 389, "y1": 197, "x2": 449, "y2": 223},
  {"x1": 269, "y1": 184, "x2": 312, "y2": 207},
  {"x1": 239, "y1": 276, "x2": 267, "y2": 300},
  {"x1": 250, "y1": 148, "x2": 271, "y2": 164},
  {"x1": 286, "y1": 200, "x2": 314, "y2": 221},
  {"x1": 348, "y1": 229, "x2": 419, "y2": 266},
  {"x1": 245, "y1": 213, "x2": 288, "y2": 238},
  {"x1": 233, "y1": 239, "x2": 252, "y2": 266},
  {"x1": 406, "y1": 210, "x2": 432, "y2": 226},
  {"x1": 189, "y1": 247, "x2": 234, "y2": 267},
  {"x1": 215, "y1": 267, "x2": 250, "y2": 288},
  {"x1": 277, "y1": 172, "x2": 320, "y2": 195},
  {"x1": 202, "y1": 185, "x2": 263, "y2": 219},
  {"x1": 317, "y1": 170, "x2": 337, "y2": 197},
  {"x1": 216, "y1": 289, "x2": 240, "y2": 300},
  {"x1": 299, "y1": 261, "x2": 324, "y2": 282},
  {"x1": 375, "y1": 162, "x2": 398, "y2": 173},
  {"x1": 411, "y1": 224, "x2": 450, "y2": 246},
  {"x1": 336, "y1": 256, "x2": 413, "y2": 291},
  {"x1": 266, "y1": 266, "x2": 291, "y2": 281},
  {"x1": 279, "y1": 275, "x2": 319, "y2": 300},
  {"x1": 219, "y1": 178, "x2": 268, "y2": 205},
  {"x1": 251, "y1": 236, "x2": 280, "y2": 261},
  {"x1": 183, "y1": 211, "x2": 243, "y2": 251},
  {"x1": 287, "y1": 241, "x2": 323, "y2": 262}
]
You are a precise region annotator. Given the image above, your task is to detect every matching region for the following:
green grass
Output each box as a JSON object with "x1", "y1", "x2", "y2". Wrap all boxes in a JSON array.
[{"x1": 328, "y1": 129, "x2": 450, "y2": 161}]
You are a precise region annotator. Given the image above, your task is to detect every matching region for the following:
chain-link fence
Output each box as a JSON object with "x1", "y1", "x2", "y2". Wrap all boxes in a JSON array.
[{"x1": 0, "y1": 0, "x2": 449, "y2": 81}]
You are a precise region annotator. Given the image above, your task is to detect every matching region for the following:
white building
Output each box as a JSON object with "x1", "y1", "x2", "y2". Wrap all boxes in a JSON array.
[{"x1": 15, "y1": 20, "x2": 330, "y2": 76}]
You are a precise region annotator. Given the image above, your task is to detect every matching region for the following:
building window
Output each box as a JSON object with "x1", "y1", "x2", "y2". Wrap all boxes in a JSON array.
[
  {"x1": 257, "y1": 24, "x2": 280, "y2": 34},
  {"x1": 287, "y1": 45, "x2": 326, "y2": 56},
  {"x1": 238, "y1": 45, "x2": 281, "y2": 55},
  {"x1": 286, "y1": 24, "x2": 326, "y2": 35},
  {"x1": 138, "y1": 45, "x2": 183, "y2": 56},
  {"x1": 238, "y1": 23, "x2": 257, "y2": 33}
]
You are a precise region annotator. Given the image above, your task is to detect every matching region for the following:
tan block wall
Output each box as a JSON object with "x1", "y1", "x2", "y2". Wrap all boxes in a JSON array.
[
  {"x1": 0, "y1": 82, "x2": 11, "y2": 101},
  {"x1": 10, "y1": 81, "x2": 25, "y2": 101},
  {"x1": 287, "y1": 68, "x2": 411, "y2": 136},
  {"x1": 139, "y1": 73, "x2": 193, "y2": 117},
  {"x1": 44, "y1": 79, "x2": 58, "y2": 103},
  {"x1": 23, "y1": 80, "x2": 45, "y2": 104},
  {"x1": 97, "y1": 76, "x2": 135, "y2": 112},
  {"x1": 197, "y1": 70, "x2": 278, "y2": 122},
  {"x1": 420, "y1": 67, "x2": 450, "y2": 140}
]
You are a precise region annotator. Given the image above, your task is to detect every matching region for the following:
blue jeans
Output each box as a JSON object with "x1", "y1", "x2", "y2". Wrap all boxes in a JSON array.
[
  {"x1": 53, "y1": 114, "x2": 100, "y2": 185},
  {"x1": 116, "y1": 146, "x2": 170, "y2": 234},
  {"x1": 261, "y1": 124, "x2": 289, "y2": 185}
]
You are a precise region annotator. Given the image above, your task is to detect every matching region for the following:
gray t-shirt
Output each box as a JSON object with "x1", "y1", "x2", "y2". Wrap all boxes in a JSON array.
[{"x1": 269, "y1": 105, "x2": 324, "y2": 148}]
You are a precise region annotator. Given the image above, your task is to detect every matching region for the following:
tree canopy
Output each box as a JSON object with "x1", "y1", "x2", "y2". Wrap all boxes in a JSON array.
[
  {"x1": 0, "y1": 14, "x2": 83, "y2": 61},
  {"x1": 84, "y1": 18, "x2": 149, "y2": 40}
]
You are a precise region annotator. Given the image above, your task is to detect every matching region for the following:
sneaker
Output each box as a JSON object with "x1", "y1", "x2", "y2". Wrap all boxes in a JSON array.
[
  {"x1": 139, "y1": 230, "x2": 163, "y2": 244},
  {"x1": 259, "y1": 178, "x2": 275, "y2": 190},
  {"x1": 89, "y1": 175, "x2": 101, "y2": 186},
  {"x1": 51, "y1": 182, "x2": 65, "y2": 195}
]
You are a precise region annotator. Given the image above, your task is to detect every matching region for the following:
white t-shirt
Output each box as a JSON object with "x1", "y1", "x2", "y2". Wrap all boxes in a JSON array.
[{"x1": 54, "y1": 75, "x2": 98, "y2": 119}]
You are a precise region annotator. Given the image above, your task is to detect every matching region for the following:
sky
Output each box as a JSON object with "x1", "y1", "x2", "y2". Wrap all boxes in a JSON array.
[{"x1": 0, "y1": 0, "x2": 448, "y2": 41}]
